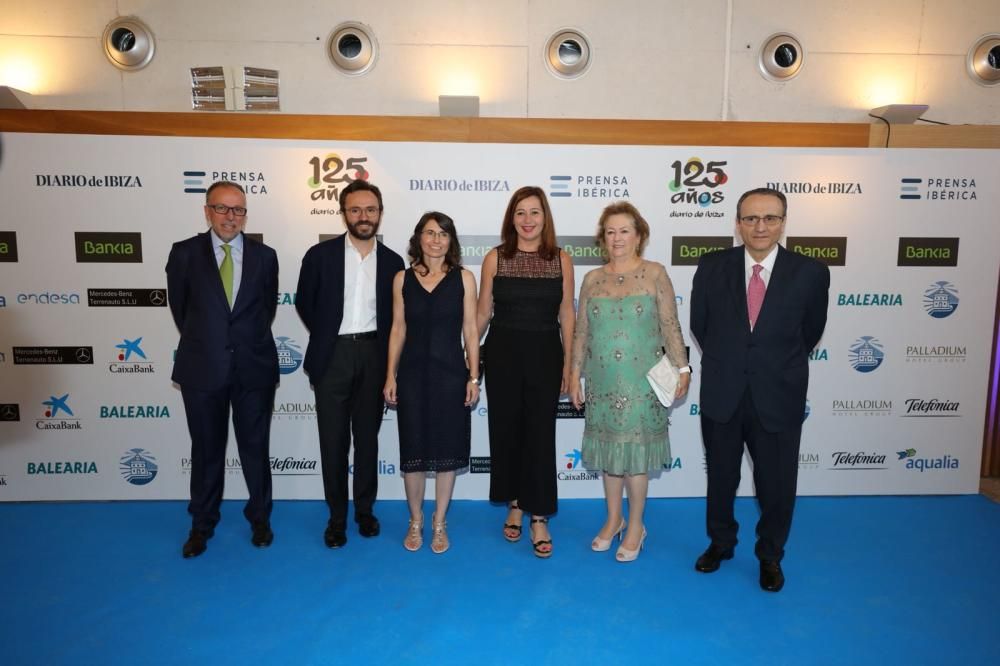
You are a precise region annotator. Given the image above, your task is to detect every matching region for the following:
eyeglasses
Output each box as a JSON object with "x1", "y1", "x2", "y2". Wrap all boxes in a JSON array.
[
  {"x1": 739, "y1": 215, "x2": 784, "y2": 227},
  {"x1": 422, "y1": 229, "x2": 450, "y2": 240},
  {"x1": 344, "y1": 206, "x2": 381, "y2": 217},
  {"x1": 208, "y1": 204, "x2": 247, "y2": 217}
]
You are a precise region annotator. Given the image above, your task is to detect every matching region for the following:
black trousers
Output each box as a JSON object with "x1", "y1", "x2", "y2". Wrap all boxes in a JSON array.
[
  {"x1": 701, "y1": 388, "x2": 801, "y2": 562},
  {"x1": 182, "y1": 380, "x2": 275, "y2": 532},
  {"x1": 314, "y1": 338, "x2": 385, "y2": 526}
]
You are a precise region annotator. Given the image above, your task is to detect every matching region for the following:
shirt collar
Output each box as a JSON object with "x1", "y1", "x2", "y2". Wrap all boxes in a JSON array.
[
  {"x1": 210, "y1": 230, "x2": 243, "y2": 252},
  {"x1": 745, "y1": 245, "x2": 778, "y2": 274}
]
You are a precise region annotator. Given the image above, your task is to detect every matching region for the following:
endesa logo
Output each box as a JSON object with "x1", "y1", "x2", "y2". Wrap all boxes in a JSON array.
[
  {"x1": 558, "y1": 449, "x2": 598, "y2": 480},
  {"x1": 120, "y1": 448, "x2": 158, "y2": 485},
  {"x1": 923, "y1": 281, "x2": 958, "y2": 318},
  {"x1": 0, "y1": 231, "x2": 17, "y2": 262},
  {"x1": 896, "y1": 448, "x2": 959, "y2": 471},
  {"x1": 786, "y1": 237, "x2": 847, "y2": 267},
  {"x1": 16, "y1": 292, "x2": 80, "y2": 305},
  {"x1": 848, "y1": 336, "x2": 885, "y2": 373},
  {"x1": 548, "y1": 174, "x2": 630, "y2": 199},
  {"x1": 275, "y1": 337, "x2": 304, "y2": 374},
  {"x1": 74, "y1": 232, "x2": 143, "y2": 263},
  {"x1": 668, "y1": 157, "x2": 728, "y2": 214},
  {"x1": 307, "y1": 153, "x2": 369, "y2": 213},
  {"x1": 897, "y1": 237, "x2": 959, "y2": 267}
]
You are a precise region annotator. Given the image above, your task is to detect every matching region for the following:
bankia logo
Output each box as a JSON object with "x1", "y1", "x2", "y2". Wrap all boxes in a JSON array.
[
  {"x1": 0, "y1": 403, "x2": 20, "y2": 421},
  {"x1": 899, "y1": 177, "x2": 976, "y2": 201},
  {"x1": 558, "y1": 449, "x2": 597, "y2": 480},
  {"x1": 766, "y1": 180, "x2": 862, "y2": 196},
  {"x1": 848, "y1": 336, "x2": 885, "y2": 373},
  {"x1": 13, "y1": 346, "x2": 93, "y2": 365},
  {"x1": 671, "y1": 236, "x2": 732, "y2": 265},
  {"x1": 548, "y1": 174, "x2": 630, "y2": 199},
  {"x1": 905, "y1": 343, "x2": 966, "y2": 364},
  {"x1": 668, "y1": 156, "x2": 728, "y2": 214},
  {"x1": 110, "y1": 336, "x2": 155, "y2": 374},
  {"x1": 410, "y1": 177, "x2": 510, "y2": 193},
  {"x1": 307, "y1": 153, "x2": 369, "y2": 213},
  {"x1": 897, "y1": 238, "x2": 959, "y2": 267},
  {"x1": 896, "y1": 448, "x2": 959, "y2": 472},
  {"x1": 0, "y1": 231, "x2": 17, "y2": 262},
  {"x1": 786, "y1": 237, "x2": 847, "y2": 266},
  {"x1": 557, "y1": 236, "x2": 604, "y2": 266},
  {"x1": 74, "y1": 232, "x2": 142, "y2": 263},
  {"x1": 88, "y1": 288, "x2": 167, "y2": 307},
  {"x1": 900, "y1": 398, "x2": 960, "y2": 418},
  {"x1": 37, "y1": 393, "x2": 82, "y2": 430},
  {"x1": 458, "y1": 235, "x2": 501, "y2": 265},
  {"x1": 923, "y1": 281, "x2": 958, "y2": 318},
  {"x1": 183, "y1": 169, "x2": 268, "y2": 195},
  {"x1": 828, "y1": 451, "x2": 888, "y2": 470},
  {"x1": 275, "y1": 337, "x2": 303, "y2": 374},
  {"x1": 832, "y1": 398, "x2": 891, "y2": 417},
  {"x1": 120, "y1": 448, "x2": 158, "y2": 485}
]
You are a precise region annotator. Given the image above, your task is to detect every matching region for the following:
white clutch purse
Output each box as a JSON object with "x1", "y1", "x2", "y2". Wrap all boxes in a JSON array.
[{"x1": 646, "y1": 355, "x2": 680, "y2": 407}]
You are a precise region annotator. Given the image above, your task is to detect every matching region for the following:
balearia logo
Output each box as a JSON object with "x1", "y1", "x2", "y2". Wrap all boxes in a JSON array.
[
  {"x1": 923, "y1": 281, "x2": 959, "y2": 318},
  {"x1": 671, "y1": 236, "x2": 733, "y2": 265},
  {"x1": 307, "y1": 153, "x2": 369, "y2": 213},
  {"x1": 668, "y1": 157, "x2": 728, "y2": 213},
  {"x1": 27, "y1": 460, "x2": 98, "y2": 475},
  {"x1": 799, "y1": 452, "x2": 819, "y2": 470},
  {"x1": 120, "y1": 448, "x2": 158, "y2": 485},
  {"x1": 662, "y1": 457, "x2": 683, "y2": 472},
  {"x1": 270, "y1": 456, "x2": 320, "y2": 475},
  {"x1": 765, "y1": 180, "x2": 862, "y2": 196},
  {"x1": 1, "y1": 403, "x2": 21, "y2": 421},
  {"x1": 110, "y1": 336, "x2": 155, "y2": 374},
  {"x1": 183, "y1": 169, "x2": 268, "y2": 195},
  {"x1": 809, "y1": 348, "x2": 828, "y2": 361},
  {"x1": 276, "y1": 337, "x2": 303, "y2": 374},
  {"x1": 36, "y1": 174, "x2": 142, "y2": 188},
  {"x1": 896, "y1": 448, "x2": 959, "y2": 471},
  {"x1": 99, "y1": 403, "x2": 170, "y2": 419},
  {"x1": 557, "y1": 236, "x2": 604, "y2": 266},
  {"x1": 0, "y1": 231, "x2": 17, "y2": 262},
  {"x1": 905, "y1": 343, "x2": 966, "y2": 364},
  {"x1": 16, "y1": 292, "x2": 80, "y2": 305},
  {"x1": 837, "y1": 291, "x2": 902, "y2": 307},
  {"x1": 410, "y1": 177, "x2": 510, "y2": 193},
  {"x1": 13, "y1": 346, "x2": 93, "y2": 365},
  {"x1": 470, "y1": 456, "x2": 491, "y2": 474},
  {"x1": 277, "y1": 292, "x2": 296, "y2": 306},
  {"x1": 786, "y1": 237, "x2": 847, "y2": 266},
  {"x1": 36, "y1": 394, "x2": 82, "y2": 430},
  {"x1": 88, "y1": 288, "x2": 167, "y2": 307},
  {"x1": 832, "y1": 398, "x2": 892, "y2": 416},
  {"x1": 829, "y1": 451, "x2": 888, "y2": 470},
  {"x1": 848, "y1": 336, "x2": 885, "y2": 373},
  {"x1": 899, "y1": 177, "x2": 976, "y2": 201},
  {"x1": 272, "y1": 401, "x2": 316, "y2": 420},
  {"x1": 897, "y1": 237, "x2": 959, "y2": 267},
  {"x1": 900, "y1": 398, "x2": 960, "y2": 418},
  {"x1": 559, "y1": 449, "x2": 597, "y2": 480},
  {"x1": 548, "y1": 174, "x2": 630, "y2": 199},
  {"x1": 74, "y1": 232, "x2": 143, "y2": 263}
]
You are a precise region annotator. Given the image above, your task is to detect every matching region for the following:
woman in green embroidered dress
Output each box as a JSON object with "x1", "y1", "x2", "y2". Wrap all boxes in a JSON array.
[{"x1": 569, "y1": 201, "x2": 691, "y2": 562}]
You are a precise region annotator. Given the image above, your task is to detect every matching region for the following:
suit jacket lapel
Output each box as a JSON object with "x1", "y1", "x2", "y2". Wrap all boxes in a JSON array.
[
  {"x1": 231, "y1": 233, "x2": 258, "y2": 316},
  {"x1": 201, "y1": 232, "x2": 231, "y2": 313},
  {"x1": 755, "y1": 245, "x2": 790, "y2": 331},
  {"x1": 726, "y1": 249, "x2": 751, "y2": 335}
]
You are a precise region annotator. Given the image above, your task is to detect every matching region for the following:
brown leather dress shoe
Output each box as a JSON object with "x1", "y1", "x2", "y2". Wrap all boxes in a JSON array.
[
  {"x1": 695, "y1": 543, "x2": 734, "y2": 573},
  {"x1": 759, "y1": 560, "x2": 785, "y2": 592}
]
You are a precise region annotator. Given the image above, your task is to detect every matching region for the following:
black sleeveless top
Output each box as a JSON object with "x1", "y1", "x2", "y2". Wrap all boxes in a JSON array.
[{"x1": 490, "y1": 248, "x2": 563, "y2": 332}]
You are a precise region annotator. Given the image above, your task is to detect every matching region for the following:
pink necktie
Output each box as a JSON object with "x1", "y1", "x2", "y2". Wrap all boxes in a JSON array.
[{"x1": 747, "y1": 264, "x2": 765, "y2": 329}]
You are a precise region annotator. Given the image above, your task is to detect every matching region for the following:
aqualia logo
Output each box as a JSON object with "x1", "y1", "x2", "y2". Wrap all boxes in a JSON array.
[
  {"x1": 668, "y1": 157, "x2": 728, "y2": 214},
  {"x1": 275, "y1": 336, "x2": 303, "y2": 374},
  {"x1": 897, "y1": 448, "x2": 959, "y2": 472},
  {"x1": 120, "y1": 448, "x2": 158, "y2": 485},
  {"x1": 848, "y1": 336, "x2": 885, "y2": 373},
  {"x1": 923, "y1": 281, "x2": 959, "y2": 319}
]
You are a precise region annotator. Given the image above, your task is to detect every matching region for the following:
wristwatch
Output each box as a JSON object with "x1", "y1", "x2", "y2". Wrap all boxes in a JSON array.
[{"x1": 678, "y1": 366, "x2": 692, "y2": 374}]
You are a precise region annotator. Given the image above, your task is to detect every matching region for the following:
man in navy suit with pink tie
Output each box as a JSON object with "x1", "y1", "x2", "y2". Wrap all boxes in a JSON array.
[
  {"x1": 691, "y1": 187, "x2": 829, "y2": 592},
  {"x1": 167, "y1": 180, "x2": 279, "y2": 558}
]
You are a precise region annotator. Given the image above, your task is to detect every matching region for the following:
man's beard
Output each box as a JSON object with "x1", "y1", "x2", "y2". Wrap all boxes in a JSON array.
[{"x1": 346, "y1": 219, "x2": 379, "y2": 240}]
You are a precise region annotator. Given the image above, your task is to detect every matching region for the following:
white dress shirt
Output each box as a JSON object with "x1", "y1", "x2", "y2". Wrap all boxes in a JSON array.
[
  {"x1": 744, "y1": 245, "x2": 778, "y2": 290},
  {"x1": 211, "y1": 230, "x2": 243, "y2": 304},
  {"x1": 339, "y1": 237, "x2": 378, "y2": 334}
]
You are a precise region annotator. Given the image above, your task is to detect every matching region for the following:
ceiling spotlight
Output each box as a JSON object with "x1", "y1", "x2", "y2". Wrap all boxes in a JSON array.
[
  {"x1": 967, "y1": 34, "x2": 1000, "y2": 86},
  {"x1": 103, "y1": 17, "x2": 155, "y2": 71},
  {"x1": 758, "y1": 33, "x2": 803, "y2": 82},
  {"x1": 328, "y1": 22, "x2": 378, "y2": 75},
  {"x1": 545, "y1": 29, "x2": 591, "y2": 79}
]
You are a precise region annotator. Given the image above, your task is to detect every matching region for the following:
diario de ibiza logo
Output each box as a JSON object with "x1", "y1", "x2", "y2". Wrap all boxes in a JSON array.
[
  {"x1": 120, "y1": 448, "x2": 158, "y2": 485},
  {"x1": 923, "y1": 281, "x2": 959, "y2": 319},
  {"x1": 110, "y1": 336, "x2": 155, "y2": 374},
  {"x1": 307, "y1": 153, "x2": 369, "y2": 213},
  {"x1": 37, "y1": 394, "x2": 82, "y2": 430},
  {"x1": 896, "y1": 448, "x2": 959, "y2": 472},
  {"x1": 668, "y1": 156, "x2": 728, "y2": 215},
  {"x1": 275, "y1": 336, "x2": 303, "y2": 374},
  {"x1": 548, "y1": 174, "x2": 630, "y2": 199},
  {"x1": 848, "y1": 336, "x2": 885, "y2": 373}
]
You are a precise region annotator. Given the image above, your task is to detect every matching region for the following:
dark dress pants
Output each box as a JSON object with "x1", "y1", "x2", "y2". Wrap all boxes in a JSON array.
[
  {"x1": 182, "y1": 379, "x2": 275, "y2": 532},
  {"x1": 314, "y1": 338, "x2": 384, "y2": 526},
  {"x1": 701, "y1": 388, "x2": 801, "y2": 562}
]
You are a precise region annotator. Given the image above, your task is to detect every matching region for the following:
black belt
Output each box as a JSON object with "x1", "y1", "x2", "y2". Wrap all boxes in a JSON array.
[{"x1": 338, "y1": 331, "x2": 377, "y2": 341}]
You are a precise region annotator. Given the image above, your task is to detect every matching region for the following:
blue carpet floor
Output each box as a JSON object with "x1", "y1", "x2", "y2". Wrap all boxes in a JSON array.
[{"x1": 1, "y1": 496, "x2": 997, "y2": 665}]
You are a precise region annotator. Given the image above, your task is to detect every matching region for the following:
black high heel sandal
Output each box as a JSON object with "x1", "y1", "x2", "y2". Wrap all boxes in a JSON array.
[
  {"x1": 503, "y1": 502, "x2": 522, "y2": 543},
  {"x1": 530, "y1": 517, "x2": 552, "y2": 559}
]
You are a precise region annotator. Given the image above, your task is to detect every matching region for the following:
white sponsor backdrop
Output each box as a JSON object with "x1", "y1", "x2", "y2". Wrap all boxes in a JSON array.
[{"x1": 0, "y1": 132, "x2": 997, "y2": 501}]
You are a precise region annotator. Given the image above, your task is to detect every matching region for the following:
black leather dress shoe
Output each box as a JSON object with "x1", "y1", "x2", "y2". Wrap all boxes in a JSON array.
[
  {"x1": 759, "y1": 560, "x2": 785, "y2": 592},
  {"x1": 324, "y1": 523, "x2": 347, "y2": 548},
  {"x1": 251, "y1": 521, "x2": 273, "y2": 547},
  {"x1": 182, "y1": 529, "x2": 212, "y2": 558},
  {"x1": 695, "y1": 543, "x2": 735, "y2": 573},
  {"x1": 357, "y1": 515, "x2": 381, "y2": 538}
]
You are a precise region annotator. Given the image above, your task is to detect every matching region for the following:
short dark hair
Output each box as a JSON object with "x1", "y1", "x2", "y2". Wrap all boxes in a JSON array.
[
  {"x1": 339, "y1": 179, "x2": 384, "y2": 213},
  {"x1": 408, "y1": 212, "x2": 462, "y2": 275},
  {"x1": 595, "y1": 201, "x2": 650, "y2": 258},
  {"x1": 735, "y1": 187, "x2": 787, "y2": 218},
  {"x1": 499, "y1": 186, "x2": 558, "y2": 261},
  {"x1": 205, "y1": 180, "x2": 245, "y2": 202}
]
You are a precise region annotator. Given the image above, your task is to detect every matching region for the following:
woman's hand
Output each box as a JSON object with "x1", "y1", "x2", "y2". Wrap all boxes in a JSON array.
[
  {"x1": 569, "y1": 376, "x2": 585, "y2": 411},
  {"x1": 674, "y1": 372, "x2": 691, "y2": 401},
  {"x1": 383, "y1": 377, "x2": 398, "y2": 406},
  {"x1": 465, "y1": 380, "x2": 480, "y2": 407}
]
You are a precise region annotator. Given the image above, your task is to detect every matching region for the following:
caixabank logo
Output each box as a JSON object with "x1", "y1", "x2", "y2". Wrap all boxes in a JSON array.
[
  {"x1": 898, "y1": 177, "x2": 976, "y2": 201},
  {"x1": 109, "y1": 336, "x2": 155, "y2": 374},
  {"x1": 0, "y1": 231, "x2": 17, "y2": 262},
  {"x1": 923, "y1": 281, "x2": 958, "y2": 318},
  {"x1": 786, "y1": 237, "x2": 847, "y2": 267},
  {"x1": 897, "y1": 237, "x2": 959, "y2": 267},
  {"x1": 667, "y1": 156, "x2": 728, "y2": 216},
  {"x1": 905, "y1": 343, "x2": 966, "y2": 364},
  {"x1": 13, "y1": 346, "x2": 93, "y2": 365},
  {"x1": 548, "y1": 174, "x2": 630, "y2": 199},
  {"x1": 558, "y1": 449, "x2": 598, "y2": 480},
  {"x1": 848, "y1": 336, "x2": 885, "y2": 373},
  {"x1": 120, "y1": 448, "x2": 158, "y2": 485},
  {"x1": 1, "y1": 403, "x2": 20, "y2": 422},
  {"x1": 36, "y1": 393, "x2": 82, "y2": 430},
  {"x1": 275, "y1": 337, "x2": 303, "y2": 374},
  {"x1": 74, "y1": 232, "x2": 142, "y2": 263},
  {"x1": 899, "y1": 398, "x2": 960, "y2": 418},
  {"x1": 671, "y1": 236, "x2": 733, "y2": 266},
  {"x1": 183, "y1": 169, "x2": 268, "y2": 195},
  {"x1": 896, "y1": 448, "x2": 959, "y2": 472},
  {"x1": 307, "y1": 153, "x2": 369, "y2": 213},
  {"x1": 87, "y1": 288, "x2": 167, "y2": 307}
]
